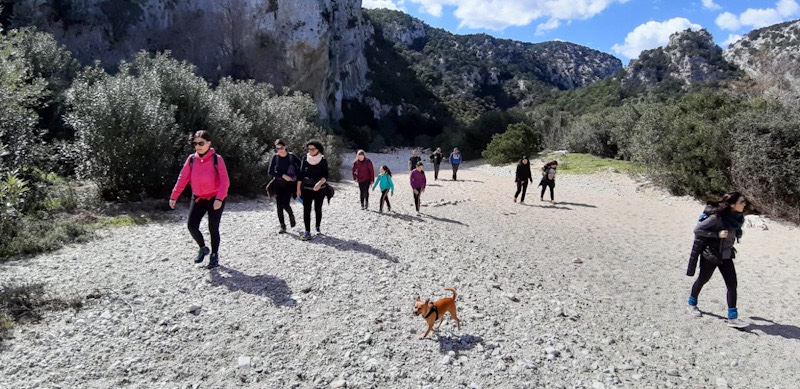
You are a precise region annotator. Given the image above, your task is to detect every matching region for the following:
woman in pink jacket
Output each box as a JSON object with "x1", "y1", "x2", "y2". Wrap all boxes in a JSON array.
[{"x1": 169, "y1": 131, "x2": 230, "y2": 269}]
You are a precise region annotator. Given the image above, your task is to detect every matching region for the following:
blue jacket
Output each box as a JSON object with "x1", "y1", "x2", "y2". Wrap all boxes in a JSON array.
[
  {"x1": 372, "y1": 173, "x2": 395, "y2": 193},
  {"x1": 449, "y1": 152, "x2": 462, "y2": 164}
]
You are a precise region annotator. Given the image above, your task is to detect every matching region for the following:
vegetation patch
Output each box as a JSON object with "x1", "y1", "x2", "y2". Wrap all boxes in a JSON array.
[{"x1": 0, "y1": 282, "x2": 82, "y2": 341}]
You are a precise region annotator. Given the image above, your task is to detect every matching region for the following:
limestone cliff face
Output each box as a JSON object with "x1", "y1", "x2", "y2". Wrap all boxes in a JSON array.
[
  {"x1": 725, "y1": 19, "x2": 800, "y2": 105},
  {"x1": 9, "y1": 0, "x2": 371, "y2": 119}
]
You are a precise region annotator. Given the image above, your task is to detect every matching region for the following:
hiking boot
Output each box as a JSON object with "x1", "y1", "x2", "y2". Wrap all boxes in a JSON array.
[
  {"x1": 726, "y1": 317, "x2": 749, "y2": 328},
  {"x1": 513, "y1": 197, "x2": 517, "y2": 203},
  {"x1": 687, "y1": 305, "x2": 702, "y2": 317},
  {"x1": 288, "y1": 214, "x2": 296, "y2": 228},
  {"x1": 279, "y1": 225, "x2": 287, "y2": 234},
  {"x1": 194, "y1": 246, "x2": 210, "y2": 263},
  {"x1": 206, "y1": 253, "x2": 219, "y2": 269}
]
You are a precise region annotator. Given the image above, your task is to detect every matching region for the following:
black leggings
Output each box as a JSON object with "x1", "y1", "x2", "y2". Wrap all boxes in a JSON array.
[
  {"x1": 275, "y1": 180, "x2": 295, "y2": 227},
  {"x1": 433, "y1": 163, "x2": 441, "y2": 180},
  {"x1": 358, "y1": 181, "x2": 371, "y2": 207},
  {"x1": 515, "y1": 181, "x2": 528, "y2": 202},
  {"x1": 187, "y1": 198, "x2": 225, "y2": 254},
  {"x1": 540, "y1": 180, "x2": 555, "y2": 200},
  {"x1": 380, "y1": 189, "x2": 391, "y2": 211},
  {"x1": 302, "y1": 188, "x2": 326, "y2": 232},
  {"x1": 691, "y1": 257, "x2": 738, "y2": 308},
  {"x1": 413, "y1": 191, "x2": 421, "y2": 212},
  {"x1": 452, "y1": 164, "x2": 460, "y2": 180}
]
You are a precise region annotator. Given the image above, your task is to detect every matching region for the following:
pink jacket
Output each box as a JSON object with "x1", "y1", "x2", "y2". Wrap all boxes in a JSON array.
[{"x1": 170, "y1": 148, "x2": 230, "y2": 202}]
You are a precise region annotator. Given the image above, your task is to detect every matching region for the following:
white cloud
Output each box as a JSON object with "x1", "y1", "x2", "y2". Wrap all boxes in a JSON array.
[
  {"x1": 701, "y1": 0, "x2": 722, "y2": 11},
  {"x1": 611, "y1": 18, "x2": 703, "y2": 59},
  {"x1": 405, "y1": 0, "x2": 629, "y2": 31},
  {"x1": 535, "y1": 18, "x2": 561, "y2": 35},
  {"x1": 721, "y1": 34, "x2": 743, "y2": 47},
  {"x1": 716, "y1": 12, "x2": 741, "y2": 31},
  {"x1": 714, "y1": 0, "x2": 800, "y2": 32},
  {"x1": 362, "y1": 0, "x2": 404, "y2": 11}
]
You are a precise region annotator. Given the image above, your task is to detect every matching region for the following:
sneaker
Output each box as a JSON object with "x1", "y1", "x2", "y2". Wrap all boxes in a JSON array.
[
  {"x1": 513, "y1": 197, "x2": 517, "y2": 203},
  {"x1": 387, "y1": 207, "x2": 392, "y2": 212},
  {"x1": 519, "y1": 201, "x2": 526, "y2": 205},
  {"x1": 206, "y1": 253, "x2": 219, "y2": 269},
  {"x1": 194, "y1": 246, "x2": 210, "y2": 263},
  {"x1": 687, "y1": 305, "x2": 702, "y2": 317},
  {"x1": 279, "y1": 226, "x2": 287, "y2": 234},
  {"x1": 300, "y1": 232, "x2": 312, "y2": 241},
  {"x1": 726, "y1": 317, "x2": 749, "y2": 328},
  {"x1": 315, "y1": 227, "x2": 322, "y2": 235}
]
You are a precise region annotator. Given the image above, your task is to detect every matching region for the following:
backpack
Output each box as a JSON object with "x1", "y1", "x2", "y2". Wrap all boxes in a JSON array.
[{"x1": 190, "y1": 153, "x2": 219, "y2": 175}]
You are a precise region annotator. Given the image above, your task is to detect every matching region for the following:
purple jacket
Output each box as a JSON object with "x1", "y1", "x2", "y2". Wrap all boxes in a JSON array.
[{"x1": 410, "y1": 169, "x2": 427, "y2": 190}]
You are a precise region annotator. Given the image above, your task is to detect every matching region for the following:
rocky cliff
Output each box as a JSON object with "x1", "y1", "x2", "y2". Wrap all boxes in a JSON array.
[
  {"x1": 5, "y1": 0, "x2": 371, "y2": 119},
  {"x1": 724, "y1": 19, "x2": 800, "y2": 106},
  {"x1": 624, "y1": 29, "x2": 741, "y2": 88}
]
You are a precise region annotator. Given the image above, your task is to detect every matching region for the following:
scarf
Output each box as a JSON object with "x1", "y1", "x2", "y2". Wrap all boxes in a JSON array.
[
  {"x1": 720, "y1": 211, "x2": 745, "y2": 230},
  {"x1": 306, "y1": 153, "x2": 324, "y2": 166}
]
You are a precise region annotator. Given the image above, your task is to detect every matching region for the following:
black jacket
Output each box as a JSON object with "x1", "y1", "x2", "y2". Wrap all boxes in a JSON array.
[
  {"x1": 268, "y1": 152, "x2": 301, "y2": 180},
  {"x1": 430, "y1": 152, "x2": 443, "y2": 165},
  {"x1": 298, "y1": 157, "x2": 329, "y2": 190},
  {"x1": 409, "y1": 155, "x2": 421, "y2": 170},
  {"x1": 687, "y1": 205, "x2": 744, "y2": 276},
  {"x1": 515, "y1": 163, "x2": 532, "y2": 183}
]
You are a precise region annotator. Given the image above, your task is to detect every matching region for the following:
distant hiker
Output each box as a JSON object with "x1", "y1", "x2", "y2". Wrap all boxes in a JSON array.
[
  {"x1": 430, "y1": 147, "x2": 444, "y2": 180},
  {"x1": 539, "y1": 160, "x2": 558, "y2": 202},
  {"x1": 686, "y1": 192, "x2": 748, "y2": 328},
  {"x1": 296, "y1": 140, "x2": 329, "y2": 241},
  {"x1": 449, "y1": 147, "x2": 462, "y2": 180},
  {"x1": 352, "y1": 150, "x2": 375, "y2": 210},
  {"x1": 409, "y1": 149, "x2": 421, "y2": 171},
  {"x1": 169, "y1": 130, "x2": 230, "y2": 269},
  {"x1": 267, "y1": 139, "x2": 301, "y2": 234},
  {"x1": 372, "y1": 165, "x2": 395, "y2": 213},
  {"x1": 514, "y1": 156, "x2": 533, "y2": 204},
  {"x1": 410, "y1": 161, "x2": 427, "y2": 215}
]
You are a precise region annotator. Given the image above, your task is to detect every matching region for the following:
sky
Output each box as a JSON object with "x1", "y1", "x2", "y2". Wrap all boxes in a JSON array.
[{"x1": 361, "y1": 0, "x2": 800, "y2": 63}]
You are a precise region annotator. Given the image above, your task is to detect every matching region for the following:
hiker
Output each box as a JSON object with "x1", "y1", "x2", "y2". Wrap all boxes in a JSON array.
[
  {"x1": 408, "y1": 149, "x2": 421, "y2": 171},
  {"x1": 267, "y1": 139, "x2": 301, "y2": 233},
  {"x1": 430, "y1": 147, "x2": 444, "y2": 180},
  {"x1": 686, "y1": 192, "x2": 748, "y2": 328},
  {"x1": 352, "y1": 150, "x2": 375, "y2": 210},
  {"x1": 372, "y1": 165, "x2": 395, "y2": 213},
  {"x1": 169, "y1": 130, "x2": 230, "y2": 269},
  {"x1": 539, "y1": 160, "x2": 558, "y2": 202},
  {"x1": 449, "y1": 147, "x2": 462, "y2": 180},
  {"x1": 514, "y1": 156, "x2": 533, "y2": 204},
  {"x1": 410, "y1": 161, "x2": 427, "y2": 215},
  {"x1": 296, "y1": 140, "x2": 329, "y2": 241}
]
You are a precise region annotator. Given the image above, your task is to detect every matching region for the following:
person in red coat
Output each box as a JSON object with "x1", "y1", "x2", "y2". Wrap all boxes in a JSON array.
[{"x1": 352, "y1": 150, "x2": 375, "y2": 210}]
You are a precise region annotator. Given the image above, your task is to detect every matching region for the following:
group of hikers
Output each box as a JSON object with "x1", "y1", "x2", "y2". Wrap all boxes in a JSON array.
[{"x1": 169, "y1": 130, "x2": 751, "y2": 329}]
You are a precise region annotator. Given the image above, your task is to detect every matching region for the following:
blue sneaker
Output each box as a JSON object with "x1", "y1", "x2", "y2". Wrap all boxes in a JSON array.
[
  {"x1": 194, "y1": 246, "x2": 210, "y2": 263},
  {"x1": 300, "y1": 232, "x2": 312, "y2": 241}
]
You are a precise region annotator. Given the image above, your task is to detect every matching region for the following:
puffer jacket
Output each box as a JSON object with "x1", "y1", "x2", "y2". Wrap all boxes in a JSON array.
[{"x1": 687, "y1": 204, "x2": 744, "y2": 276}]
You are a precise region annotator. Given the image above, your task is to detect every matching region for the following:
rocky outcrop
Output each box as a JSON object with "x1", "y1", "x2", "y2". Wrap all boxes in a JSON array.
[
  {"x1": 724, "y1": 19, "x2": 800, "y2": 106},
  {"x1": 624, "y1": 29, "x2": 740, "y2": 87}
]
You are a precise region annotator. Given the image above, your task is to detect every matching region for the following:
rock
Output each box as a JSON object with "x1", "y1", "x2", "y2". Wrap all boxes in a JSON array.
[
  {"x1": 716, "y1": 377, "x2": 729, "y2": 388},
  {"x1": 440, "y1": 355, "x2": 451, "y2": 365},
  {"x1": 100, "y1": 311, "x2": 112, "y2": 320},
  {"x1": 602, "y1": 337, "x2": 614, "y2": 345},
  {"x1": 666, "y1": 368, "x2": 679, "y2": 376},
  {"x1": 506, "y1": 293, "x2": 520, "y2": 302},
  {"x1": 133, "y1": 299, "x2": 145, "y2": 305},
  {"x1": 652, "y1": 331, "x2": 661, "y2": 338},
  {"x1": 448, "y1": 351, "x2": 456, "y2": 357},
  {"x1": 631, "y1": 374, "x2": 643, "y2": 380},
  {"x1": 330, "y1": 380, "x2": 347, "y2": 388},
  {"x1": 592, "y1": 382, "x2": 605, "y2": 389},
  {"x1": 237, "y1": 356, "x2": 251, "y2": 369},
  {"x1": 572, "y1": 258, "x2": 584, "y2": 264},
  {"x1": 188, "y1": 304, "x2": 202, "y2": 314},
  {"x1": 496, "y1": 361, "x2": 507, "y2": 371}
]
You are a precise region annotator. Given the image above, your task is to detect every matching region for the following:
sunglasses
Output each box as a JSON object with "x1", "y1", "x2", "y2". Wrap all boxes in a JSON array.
[
  {"x1": 275, "y1": 146, "x2": 285, "y2": 150},
  {"x1": 191, "y1": 141, "x2": 207, "y2": 147},
  {"x1": 308, "y1": 147, "x2": 318, "y2": 151}
]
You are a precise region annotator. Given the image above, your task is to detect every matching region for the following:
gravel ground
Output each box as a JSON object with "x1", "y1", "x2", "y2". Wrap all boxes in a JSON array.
[{"x1": 1, "y1": 150, "x2": 799, "y2": 389}]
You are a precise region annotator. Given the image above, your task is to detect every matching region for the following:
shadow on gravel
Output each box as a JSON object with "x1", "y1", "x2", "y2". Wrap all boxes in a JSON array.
[
  {"x1": 436, "y1": 333, "x2": 484, "y2": 354},
  {"x1": 524, "y1": 203, "x2": 573, "y2": 210},
  {"x1": 380, "y1": 211, "x2": 424, "y2": 223},
  {"x1": 209, "y1": 265, "x2": 296, "y2": 306},
  {"x1": 309, "y1": 235, "x2": 400, "y2": 263},
  {"x1": 555, "y1": 201, "x2": 597, "y2": 208},
  {"x1": 446, "y1": 179, "x2": 484, "y2": 183},
  {"x1": 421, "y1": 213, "x2": 468, "y2": 226},
  {"x1": 746, "y1": 317, "x2": 800, "y2": 340}
]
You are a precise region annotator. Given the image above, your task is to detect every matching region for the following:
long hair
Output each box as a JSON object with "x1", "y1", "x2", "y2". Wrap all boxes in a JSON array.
[
  {"x1": 519, "y1": 156, "x2": 529, "y2": 165},
  {"x1": 381, "y1": 165, "x2": 392, "y2": 177},
  {"x1": 545, "y1": 160, "x2": 558, "y2": 169},
  {"x1": 711, "y1": 191, "x2": 744, "y2": 215}
]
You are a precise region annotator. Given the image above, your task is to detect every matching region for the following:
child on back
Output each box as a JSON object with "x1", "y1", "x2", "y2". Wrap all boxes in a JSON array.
[{"x1": 372, "y1": 165, "x2": 395, "y2": 213}]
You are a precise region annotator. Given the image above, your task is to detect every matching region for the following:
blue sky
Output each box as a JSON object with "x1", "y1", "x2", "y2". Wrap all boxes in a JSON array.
[{"x1": 362, "y1": 0, "x2": 800, "y2": 63}]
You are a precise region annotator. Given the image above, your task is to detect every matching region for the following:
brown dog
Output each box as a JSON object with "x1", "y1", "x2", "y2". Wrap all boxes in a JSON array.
[{"x1": 413, "y1": 287, "x2": 461, "y2": 339}]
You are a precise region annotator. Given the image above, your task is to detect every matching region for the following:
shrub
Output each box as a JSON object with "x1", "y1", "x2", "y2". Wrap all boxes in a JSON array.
[
  {"x1": 0, "y1": 282, "x2": 83, "y2": 340},
  {"x1": 482, "y1": 123, "x2": 542, "y2": 165}
]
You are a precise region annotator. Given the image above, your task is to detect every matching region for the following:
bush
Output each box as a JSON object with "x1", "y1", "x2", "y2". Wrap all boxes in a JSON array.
[
  {"x1": 730, "y1": 104, "x2": 800, "y2": 222},
  {"x1": 482, "y1": 123, "x2": 542, "y2": 165},
  {"x1": 0, "y1": 282, "x2": 82, "y2": 340}
]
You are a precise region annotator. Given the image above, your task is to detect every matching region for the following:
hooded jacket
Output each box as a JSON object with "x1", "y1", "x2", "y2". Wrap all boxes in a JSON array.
[
  {"x1": 449, "y1": 152, "x2": 462, "y2": 165},
  {"x1": 687, "y1": 203, "x2": 744, "y2": 275},
  {"x1": 515, "y1": 163, "x2": 533, "y2": 183},
  {"x1": 171, "y1": 148, "x2": 230, "y2": 202},
  {"x1": 372, "y1": 173, "x2": 395, "y2": 193},
  {"x1": 352, "y1": 158, "x2": 375, "y2": 183}
]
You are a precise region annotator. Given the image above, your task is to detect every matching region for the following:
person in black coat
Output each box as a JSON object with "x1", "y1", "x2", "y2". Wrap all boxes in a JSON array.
[
  {"x1": 514, "y1": 156, "x2": 533, "y2": 204},
  {"x1": 430, "y1": 147, "x2": 444, "y2": 180},
  {"x1": 268, "y1": 139, "x2": 301, "y2": 233},
  {"x1": 296, "y1": 140, "x2": 329, "y2": 241}
]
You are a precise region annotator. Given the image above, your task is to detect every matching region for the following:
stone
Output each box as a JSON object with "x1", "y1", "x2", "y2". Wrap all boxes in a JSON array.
[
  {"x1": 573, "y1": 258, "x2": 584, "y2": 264},
  {"x1": 188, "y1": 304, "x2": 202, "y2": 314},
  {"x1": 440, "y1": 355, "x2": 451, "y2": 365},
  {"x1": 716, "y1": 377, "x2": 729, "y2": 388},
  {"x1": 237, "y1": 356, "x2": 251, "y2": 369},
  {"x1": 330, "y1": 380, "x2": 347, "y2": 388}
]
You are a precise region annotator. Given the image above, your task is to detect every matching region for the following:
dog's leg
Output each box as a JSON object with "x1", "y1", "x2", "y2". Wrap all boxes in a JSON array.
[
  {"x1": 451, "y1": 309, "x2": 461, "y2": 330},
  {"x1": 421, "y1": 324, "x2": 433, "y2": 339}
]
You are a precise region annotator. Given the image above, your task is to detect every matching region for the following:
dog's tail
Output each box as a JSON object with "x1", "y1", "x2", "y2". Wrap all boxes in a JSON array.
[{"x1": 445, "y1": 287, "x2": 456, "y2": 300}]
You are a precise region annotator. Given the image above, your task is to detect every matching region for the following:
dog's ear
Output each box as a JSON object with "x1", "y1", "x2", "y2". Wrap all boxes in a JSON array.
[
  {"x1": 424, "y1": 299, "x2": 429, "y2": 304},
  {"x1": 416, "y1": 295, "x2": 420, "y2": 301}
]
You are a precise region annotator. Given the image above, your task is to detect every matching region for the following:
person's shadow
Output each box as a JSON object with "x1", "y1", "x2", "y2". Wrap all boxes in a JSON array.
[
  {"x1": 524, "y1": 203, "x2": 572, "y2": 210},
  {"x1": 556, "y1": 201, "x2": 597, "y2": 208},
  {"x1": 436, "y1": 333, "x2": 484, "y2": 354},
  {"x1": 380, "y1": 211, "x2": 424, "y2": 223},
  {"x1": 310, "y1": 234, "x2": 400, "y2": 263},
  {"x1": 421, "y1": 213, "x2": 468, "y2": 226},
  {"x1": 209, "y1": 265, "x2": 296, "y2": 306},
  {"x1": 746, "y1": 317, "x2": 800, "y2": 340}
]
